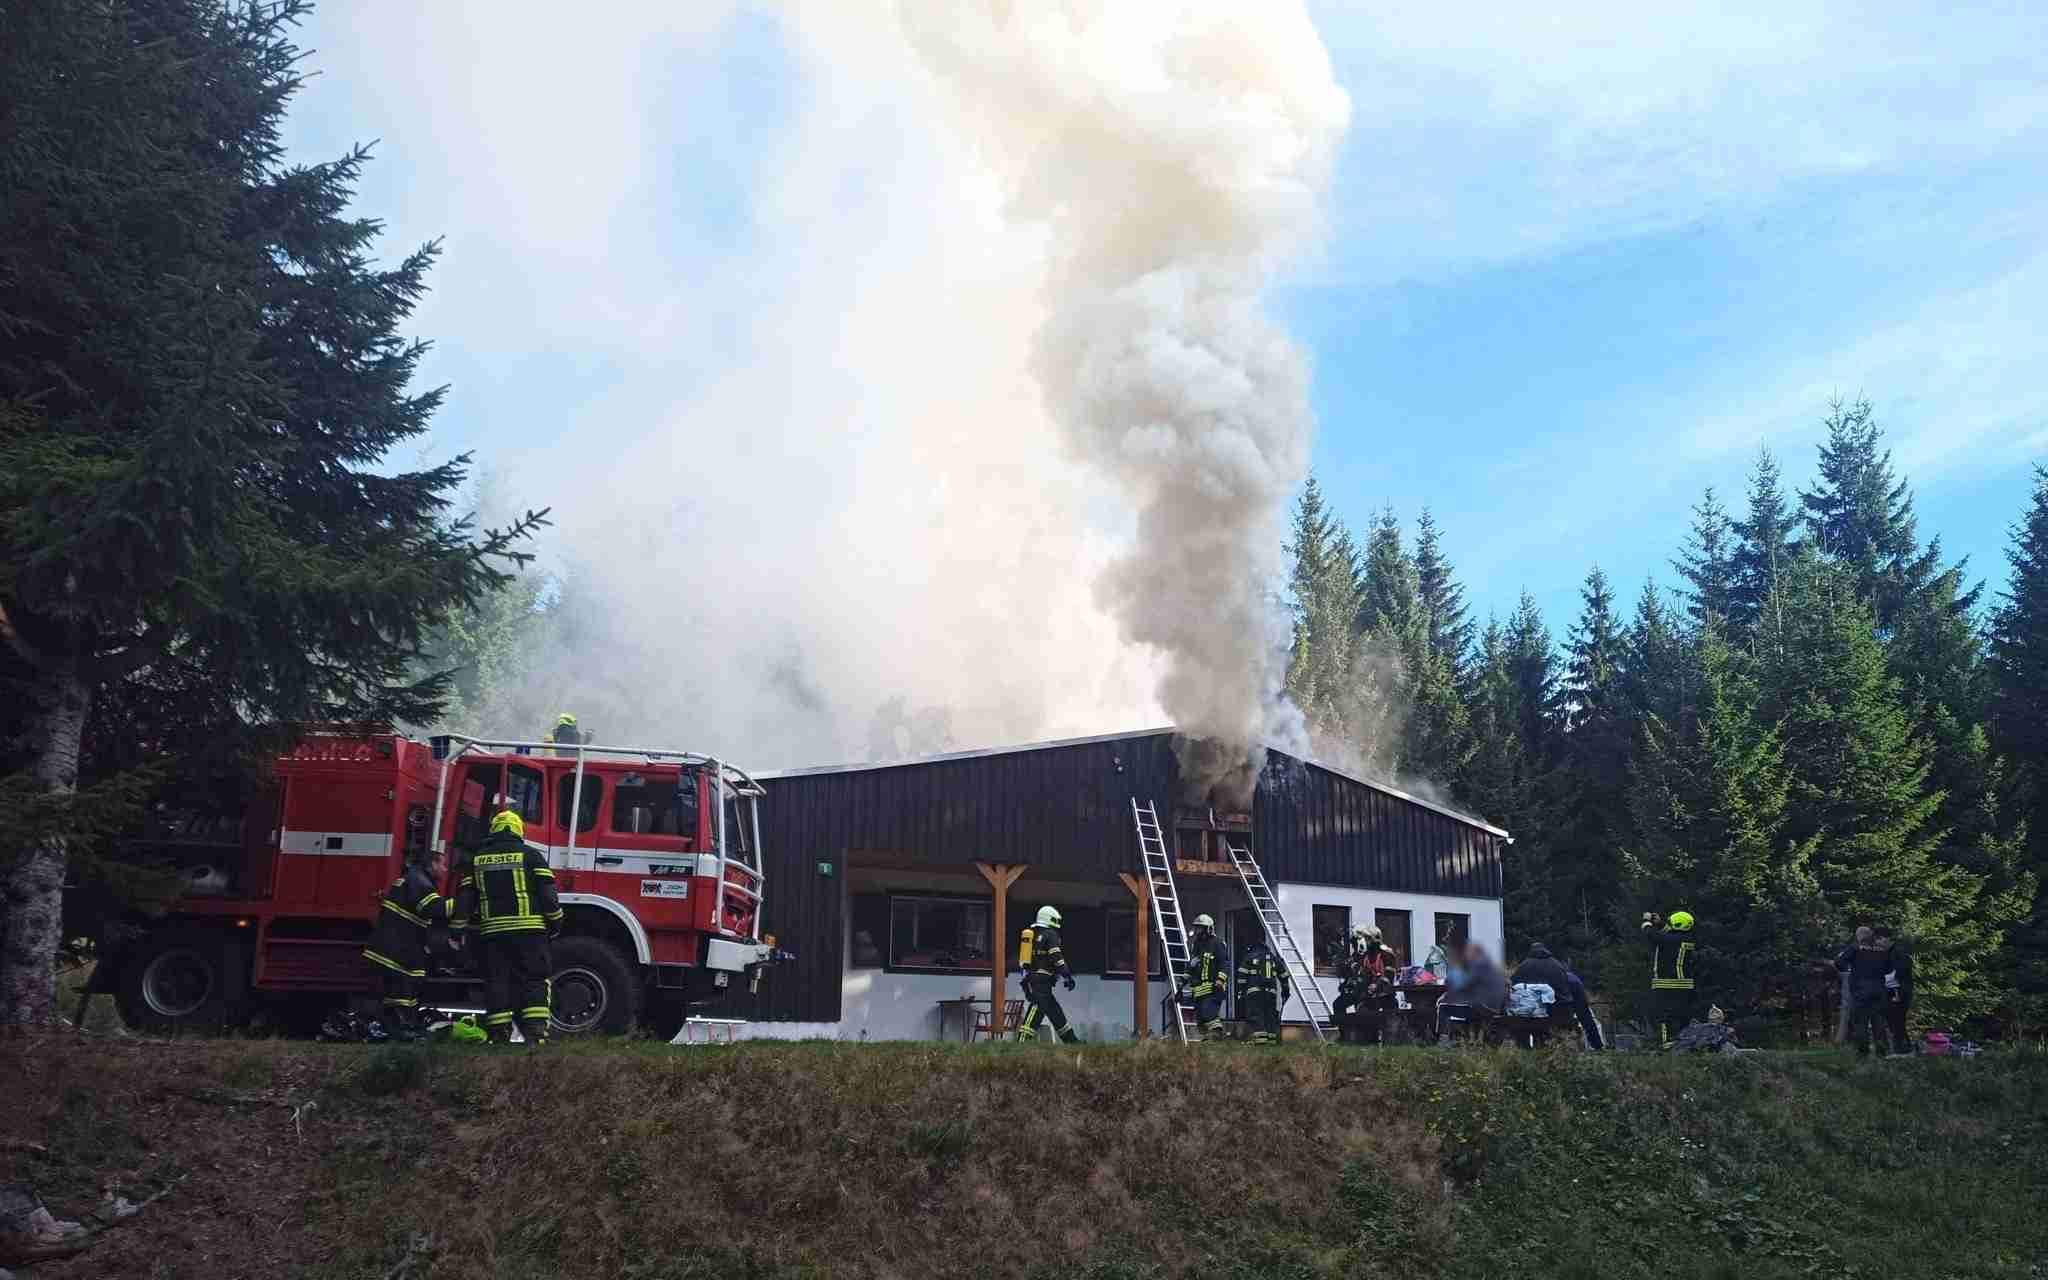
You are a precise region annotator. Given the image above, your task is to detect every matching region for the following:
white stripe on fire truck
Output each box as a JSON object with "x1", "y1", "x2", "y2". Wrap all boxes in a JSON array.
[{"x1": 279, "y1": 830, "x2": 393, "y2": 858}]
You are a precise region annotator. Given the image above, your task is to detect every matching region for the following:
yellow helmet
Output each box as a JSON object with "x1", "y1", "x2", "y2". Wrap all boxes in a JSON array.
[
  {"x1": 557, "y1": 712, "x2": 577, "y2": 726},
  {"x1": 1668, "y1": 909, "x2": 1695, "y2": 931},
  {"x1": 490, "y1": 809, "x2": 525, "y2": 837}
]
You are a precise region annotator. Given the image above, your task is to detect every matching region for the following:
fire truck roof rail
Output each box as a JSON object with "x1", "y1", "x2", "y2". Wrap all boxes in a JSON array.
[{"x1": 427, "y1": 734, "x2": 766, "y2": 796}]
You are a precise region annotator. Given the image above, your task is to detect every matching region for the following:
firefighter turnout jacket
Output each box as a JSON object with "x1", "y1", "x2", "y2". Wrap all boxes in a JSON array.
[
  {"x1": 1645, "y1": 928, "x2": 1697, "y2": 992},
  {"x1": 1236, "y1": 945, "x2": 1289, "y2": 1003},
  {"x1": 454, "y1": 828, "x2": 562, "y2": 937},
  {"x1": 1019, "y1": 924, "x2": 1073, "y2": 982},
  {"x1": 364, "y1": 862, "x2": 452, "y2": 978},
  {"x1": 1187, "y1": 934, "x2": 1229, "y2": 1000}
]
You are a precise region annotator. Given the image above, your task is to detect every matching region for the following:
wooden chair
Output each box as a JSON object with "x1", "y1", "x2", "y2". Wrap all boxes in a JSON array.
[{"x1": 973, "y1": 999, "x2": 1024, "y2": 1041}]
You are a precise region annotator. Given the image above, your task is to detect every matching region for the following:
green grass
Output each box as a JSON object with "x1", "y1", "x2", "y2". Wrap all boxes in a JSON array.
[{"x1": 14, "y1": 1037, "x2": 2048, "y2": 1279}]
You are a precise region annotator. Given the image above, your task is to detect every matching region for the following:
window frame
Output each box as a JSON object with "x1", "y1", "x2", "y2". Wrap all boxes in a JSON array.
[
  {"x1": 1433, "y1": 912, "x2": 1472, "y2": 951},
  {"x1": 608, "y1": 770, "x2": 693, "y2": 838},
  {"x1": 1312, "y1": 904, "x2": 1351, "y2": 977},
  {"x1": 555, "y1": 773, "x2": 604, "y2": 835},
  {"x1": 1375, "y1": 908, "x2": 1413, "y2": 969},
  {"x1": 885, "y1": 893, "x2": 996, "y2": 976},
  {"x1": 1101, "y1": 907, "x2": 1167, "y2": 981}
]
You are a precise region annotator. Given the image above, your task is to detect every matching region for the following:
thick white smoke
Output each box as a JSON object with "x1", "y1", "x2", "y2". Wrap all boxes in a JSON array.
[
  {"x1": 442, "y1": 4, "x2": 1347, "y2": 784},
  {"x1": 885, "y1": 3, "x2": 1351, "y2": 798}
]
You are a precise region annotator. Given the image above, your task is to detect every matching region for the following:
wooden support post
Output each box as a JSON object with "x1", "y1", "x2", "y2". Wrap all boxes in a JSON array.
[
  {"x1": 1119, "y1": 872, "x2": 1151, "y2": 1039},
  {"x1": 976, "y1": 861, "x2": 1028, "y2": 1035}
]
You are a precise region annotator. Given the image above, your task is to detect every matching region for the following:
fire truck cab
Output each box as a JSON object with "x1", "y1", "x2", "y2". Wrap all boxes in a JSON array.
[{"x1": 99, "y1": 730, "x2": 782, "y2": 1036}]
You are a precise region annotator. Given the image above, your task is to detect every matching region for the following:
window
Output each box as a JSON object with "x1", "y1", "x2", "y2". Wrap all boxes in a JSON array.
[
  {"x1": 610, "y1": 771, "x2": 694, "y2": 837},
  {"x1": 721, "y1": 787, "x2": 753, "y2": 856},
  {"x1": 1104, "y1": 909, "x2": 1166, "y2": 978},
  {"x1": 1434, "y1": 912, "x2": 1471, "y2": 952},
  {"x1": 1312, "y1": 905, "x2": 1351, "y2": 977},
  {"x1": 889, "y1": 896, "x2": 992, "y2": 972},
  {"x1": 453, "y1": 763, "x2": 544, "y2": 851},
  {"x1": 556, "y1": 775, "x2": 602, "y2": 834},
  {"x1": 1375, "y1": 908, "x2": 1412, "y2": 968}
]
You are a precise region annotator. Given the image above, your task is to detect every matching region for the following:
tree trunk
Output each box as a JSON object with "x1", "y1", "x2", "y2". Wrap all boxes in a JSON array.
[{"x1": 1, "y1": 665, "x2": 92, "y2": 1029}]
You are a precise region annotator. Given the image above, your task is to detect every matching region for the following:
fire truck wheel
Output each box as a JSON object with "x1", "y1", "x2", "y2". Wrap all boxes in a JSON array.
[
  {"x1": 116, "y1": 928, "x2": 250, "y2": 1033},
  {"x1": 548, "y1": 935, "x2": 641, "y2": 1036}
]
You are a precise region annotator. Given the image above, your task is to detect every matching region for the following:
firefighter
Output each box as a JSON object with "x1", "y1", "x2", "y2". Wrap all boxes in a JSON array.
[
  {"x1": 1235, "y1": 935, "x2": 1289, "y2": 1044},
  {"x1": 360, "y1": 846, "x2": 452, "y2": 1039},
  {"x1": 1641, "y1": 909, "x2": 1698, "y2": 1049},
  {"x1": 1186, "y1": 913, "x2": 1230, "y2": 1040},
  {"x1": 453, "y1": 809, "x2": 563, "y2": 1045},
  {"x1": 545, "y1": 712, "x2": 583, "y2": 757},
  {"x1": 1016, "y1": 905, "x2": 1081, "y2": 1043}
]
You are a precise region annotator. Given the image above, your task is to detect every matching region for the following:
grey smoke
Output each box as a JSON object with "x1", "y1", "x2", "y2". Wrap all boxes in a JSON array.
[{"x1": 893, "y1": 2, "x2": 1351, "y2": 802}]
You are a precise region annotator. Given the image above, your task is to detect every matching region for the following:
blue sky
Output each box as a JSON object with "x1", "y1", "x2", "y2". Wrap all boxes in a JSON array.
[{"x1": 281, "y1": 2, "x2": 2047, "y2": 686}]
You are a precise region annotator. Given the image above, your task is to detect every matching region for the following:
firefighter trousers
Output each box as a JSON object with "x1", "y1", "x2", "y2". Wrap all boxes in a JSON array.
[
  {"x1": 480, "y1": 932, "x2": 553, "y2": 1042},
  {"x1": 1192, "y1": 992, "x2": 1226, "y2": 1039},
  {"x1": 1240, "y1": 991, "x2": 1279, "y2": 1043},
  {"x1": 1651, "y1": 988, "x2": 1694, "y2": 1048},
  {"x1": 1018, "y1": 975, "x2": 1078, "y2": 1042},
  {"x1": 378, "y1": 971, "x2": 420, "y2": 1031}
]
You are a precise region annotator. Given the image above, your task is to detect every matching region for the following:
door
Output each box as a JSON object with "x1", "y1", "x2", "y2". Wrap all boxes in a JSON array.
[
  {"x1": 591, "y1": 765, "x2": 701, "y2": 934},
  {"x1": 446, "y1": 760, "x2": 546, "y2": 861},
  {"x1": 1224, "y1": 906, "x2": 1261, "y2": 1020}
]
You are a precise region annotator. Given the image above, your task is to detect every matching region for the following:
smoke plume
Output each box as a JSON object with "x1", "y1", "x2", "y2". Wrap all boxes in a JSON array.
[
  {"x1": 434, "y1": 5, "x2": 1347, "y2": 786},
  {"x1": 889, "y1": 3, "x2": 1351, "y2": 801}
]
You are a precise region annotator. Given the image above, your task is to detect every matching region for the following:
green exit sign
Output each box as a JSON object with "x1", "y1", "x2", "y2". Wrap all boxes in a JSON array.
[{"x1": 816, "y1": 861, "x2": 834, "y2": 877}]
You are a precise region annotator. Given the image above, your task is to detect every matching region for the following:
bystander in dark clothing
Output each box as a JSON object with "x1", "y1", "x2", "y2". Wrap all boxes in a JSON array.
[
  {"x1": 1563, "y1": 963, "x2": 1604, "y2": 1050},
  {"x1": 1511, "y1": 943, "x2": 1572, "y2": 1002},
  {"x1": 1876, "y1": 928, "x2": 1914, "y2": 1055},
  {"x1": 1836, "y1": 927, "x2": 1891, "y2": 1056},
  {"x1": 1436, "y1": 945, "x2": 1506, "y2": 1043}
]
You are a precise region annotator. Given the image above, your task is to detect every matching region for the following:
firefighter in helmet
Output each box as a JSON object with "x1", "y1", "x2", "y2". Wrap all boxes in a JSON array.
[
  {"x1": 1017, "y1": 905, "x2": 1081, "y2": 1043},
  {"x1": 545, "y1": 713, "x2": 583, "y2": 757},
  {"x1": 453, "y1": 809, "x2": 562, "y2": 1044},
  {"x1": 361, "y1": 845, "x2": 452, "y2": 1038},
  {"x1": 1641, "y1": 908, "x2": 1698, "y2": 1049},
  {"x1": 1234, "y1": 932, "x2": 1289, "y2": 1044},
  {"x1": 1186, "y1": 913, "x2": 1230, "y2": 1040}
]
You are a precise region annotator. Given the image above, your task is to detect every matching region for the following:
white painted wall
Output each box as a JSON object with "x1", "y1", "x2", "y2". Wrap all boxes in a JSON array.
[
  {"x1": 1270, "y1": 880, "x2": 1505, "y2": 1024},
  {"x1": 730, "y1": 869, "x2": 1504, "y2": 1041}
]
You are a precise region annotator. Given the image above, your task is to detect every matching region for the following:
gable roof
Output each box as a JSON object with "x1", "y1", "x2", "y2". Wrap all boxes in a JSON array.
[{"x1": 758, "y1": 725, "x2": 1510, "y2": 840}]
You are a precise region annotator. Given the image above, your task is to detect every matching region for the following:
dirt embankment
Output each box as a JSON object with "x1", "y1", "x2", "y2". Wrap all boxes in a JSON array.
[{"x1": 6, "y1": 1037, "x2": 2047, "y2": 1280}]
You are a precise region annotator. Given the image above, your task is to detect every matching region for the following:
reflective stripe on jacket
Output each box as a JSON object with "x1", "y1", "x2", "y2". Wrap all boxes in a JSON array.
[
  {"x1": 1187, "y1": 936, "x2": 1229, "y2": 999},
  {"x1": 363, "y1": 862, "x2": 451, "y2": 977},
  {"x1": 453, "y1": 830, "x2": 562, "y2": 936}
]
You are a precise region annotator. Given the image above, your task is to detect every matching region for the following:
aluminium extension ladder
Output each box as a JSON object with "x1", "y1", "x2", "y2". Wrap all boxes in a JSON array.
[
  {"x1": 1131, "y1": 799, "x2": 1196, "y2": 1042},
  {"x1": 1225, "y1": 840, "x2": 1334, "y2": 1042}
]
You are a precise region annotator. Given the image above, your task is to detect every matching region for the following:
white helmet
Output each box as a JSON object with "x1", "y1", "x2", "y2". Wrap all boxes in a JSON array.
[
  {"x1": 1193, "y1": 913, "x2": 1215, "y2": 930},
  {"x1": 1036, "y1": 905, "x2": 1062, "y2": 929}
]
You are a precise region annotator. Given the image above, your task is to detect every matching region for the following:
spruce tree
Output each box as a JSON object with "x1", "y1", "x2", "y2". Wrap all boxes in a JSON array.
[
  {"x1": 1412, "y1": 508, "x2": 1474, "y2": 677},
  {"x1": 1759, "y1": 554, "x2": 2001, "y2": 1018},
  {"x1": 1283, "y1": 476, "x2": 1367, "y2": 749},
  {"x1": 1549, "y1": 568, "x2": 1632, "y2": 956},
  {"x1": 1799, "y1": 398, "x2": 1973, "y2": 631},
  {"x1": 1675, "y1": 487, "x2": 1736, "y2": 630},
  {"x1": 1506, "y1": 592, "x2": 1559, "y2": 762},
  {"x1": 1623, "y1": 580, "x2": 1690, "y2": 732},
  {"x1": 1990, "y1": 466, "x2": 2048, "y2": 1003},
  {"x1": 1357, "y1": 506, "x2": 1417, "y2": 637},
  {"x1": 1730, "y1": 448, "x2": 1797, "y2": 641},
  {"x1": 1625, "y1": 628, "x2": 1823, "y2": 1014},
  {"x1": 0, "y1": 1, "x2": 541, "y2": 1024},
  {"x1": 1461, "y1": 618, "x2": 1558, "y2": 952}
]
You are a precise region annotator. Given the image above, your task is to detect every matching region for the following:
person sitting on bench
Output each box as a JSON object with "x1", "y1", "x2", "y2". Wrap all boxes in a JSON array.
[{"x1": 1436, "y1": 943, "x2": 1506, "y2": 1045}]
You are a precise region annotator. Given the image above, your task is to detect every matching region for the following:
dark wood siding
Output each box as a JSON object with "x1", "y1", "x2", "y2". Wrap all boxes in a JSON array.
[{"x1": 734, "y1": 732, "x2": 1503, "y2": 1021}]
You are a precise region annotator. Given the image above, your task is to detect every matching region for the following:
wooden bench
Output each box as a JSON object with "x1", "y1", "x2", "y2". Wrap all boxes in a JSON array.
[{"x1": 1492, "y1": 1006, "x2": 1579, "y2": 1049}]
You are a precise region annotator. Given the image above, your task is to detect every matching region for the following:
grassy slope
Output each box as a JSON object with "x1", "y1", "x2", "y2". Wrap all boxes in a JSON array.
[{"x1": 4, "y1": 1038, "x2": 2045, "y2": 1280}]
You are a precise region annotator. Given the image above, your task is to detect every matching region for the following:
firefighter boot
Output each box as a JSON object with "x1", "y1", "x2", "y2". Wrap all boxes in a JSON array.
[{"x1": 1055, "y1": 1022, "x2": 1081, "y2": 1044}]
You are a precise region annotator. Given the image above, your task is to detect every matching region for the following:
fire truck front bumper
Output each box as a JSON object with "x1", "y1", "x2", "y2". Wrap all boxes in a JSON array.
[{"x1": 703, "y1": 937, "x2": 793, "y2": 975}]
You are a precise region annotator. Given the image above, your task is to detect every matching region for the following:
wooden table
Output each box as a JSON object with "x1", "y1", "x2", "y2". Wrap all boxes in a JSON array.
[
  {"x1": 1396, "y1": 984, "x2": 1447, "y2": 1038},
  {"x1": 935, "y1": 997, "x2": 990, "y2": 1044}
]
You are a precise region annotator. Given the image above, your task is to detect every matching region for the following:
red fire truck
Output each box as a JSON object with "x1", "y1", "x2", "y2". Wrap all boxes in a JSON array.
[{"x1": 93, "y1": 730, "x2": 783, "y2": 1035}]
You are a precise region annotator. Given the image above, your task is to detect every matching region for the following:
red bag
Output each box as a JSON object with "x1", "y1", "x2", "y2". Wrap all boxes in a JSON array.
[{"x1": 1922, "y1": 1031, "x2": 1951, "y2": 1056}]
